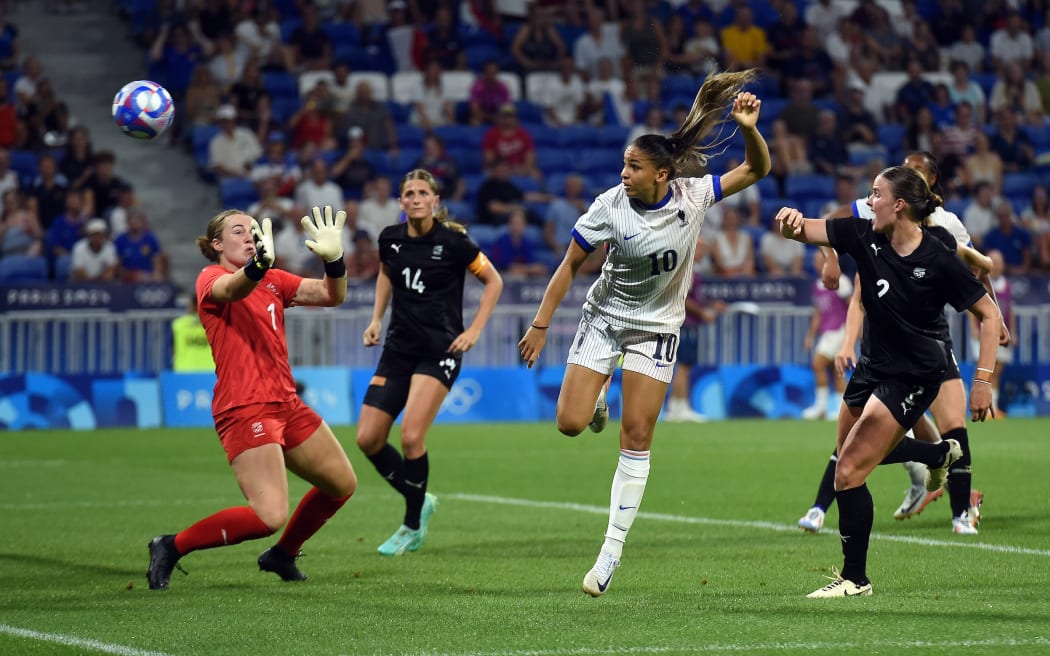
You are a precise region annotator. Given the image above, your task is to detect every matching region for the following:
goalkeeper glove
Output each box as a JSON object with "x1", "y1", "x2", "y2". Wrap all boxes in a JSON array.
[
  {"x1": 301, "y1": 205, "x2": 347, "y2": 262},
  {"x1": 245, "y1": 217, "x2": 275, "y2": 280}
]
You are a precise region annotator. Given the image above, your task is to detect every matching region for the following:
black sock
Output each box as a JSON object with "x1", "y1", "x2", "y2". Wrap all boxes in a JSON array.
[
  {"x1": 942, "y1": 427, "x2": 972, "y2": 517},
  {"x1": 402, "y1": 452, "x2": 429, "y2": 530},
  {"x1": 836, "y1": 484, "x2": 873, "y2": 585},
  {"x1": 881, "y1": 438, "x2": 949, "y2": 467},
  {"x1": 813, "y1": 451, "x2": 837, "y2": 511},
  {"x1": 366, "y1": 444, "x2": 410, "y2": 497}
]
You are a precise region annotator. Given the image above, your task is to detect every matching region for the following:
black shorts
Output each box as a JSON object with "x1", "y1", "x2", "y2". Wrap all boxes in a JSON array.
[
  {"x1": 843, "y1": 362, "x2": 940, "y2": 430},
  {"x1": 362, "y1": 349, "x2": 462, "y2": 416},
  {"x1": 939, "y1": 340, "x2": 961, "y2": 384}
]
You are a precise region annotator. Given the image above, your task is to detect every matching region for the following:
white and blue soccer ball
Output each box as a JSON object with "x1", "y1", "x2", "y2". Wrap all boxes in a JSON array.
[{"x1": 112, "y1": 80, "x2": 175, "y2": 140}]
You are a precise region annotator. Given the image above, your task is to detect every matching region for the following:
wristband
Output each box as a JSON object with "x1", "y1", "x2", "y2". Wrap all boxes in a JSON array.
[
  {"x1": 244, "y1": 255, "x2": 269, "y2": 281},
  {"x1": 530, "y1": 324, "x2": 548, "y2": 330},
  {"x1": 973, "y1": 379, "x2": 992, "y2": 386},
  {"x1": 324, "y1": 258, "x2": 346, "y2": 278}
]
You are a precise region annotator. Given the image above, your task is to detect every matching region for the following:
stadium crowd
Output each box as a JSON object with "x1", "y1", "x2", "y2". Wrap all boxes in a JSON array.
[{"x1": 2, "y1": 0, "x2": 1050, "y2": 284}]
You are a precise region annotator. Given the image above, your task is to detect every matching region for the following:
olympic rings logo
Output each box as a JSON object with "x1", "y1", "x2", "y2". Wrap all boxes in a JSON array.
[{"x1": 440, "y1": 378, "x2": 483, "y2": 415}]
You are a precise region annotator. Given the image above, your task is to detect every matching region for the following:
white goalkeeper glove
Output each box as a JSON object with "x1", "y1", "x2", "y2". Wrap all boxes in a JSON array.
[
  {"x1": 249, "y1": 217, "x2": 275, "y2": 268},
  {"x1": 301, "y1": 205, "x2": 346, "y2": 262}
]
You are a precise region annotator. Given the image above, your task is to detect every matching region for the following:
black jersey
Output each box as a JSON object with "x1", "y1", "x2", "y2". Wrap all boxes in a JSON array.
[
  {"x1": 378, "y1": 221, "x2": 481, "y2": 356},
  {"x1": 826, "y1": 218, "x2": 985, "y2": 383}
]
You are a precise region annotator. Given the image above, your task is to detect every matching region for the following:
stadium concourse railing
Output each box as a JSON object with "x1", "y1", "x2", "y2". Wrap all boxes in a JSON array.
[{"x1": 3, "y1": 303, "x2": 1048, "y2": 376}]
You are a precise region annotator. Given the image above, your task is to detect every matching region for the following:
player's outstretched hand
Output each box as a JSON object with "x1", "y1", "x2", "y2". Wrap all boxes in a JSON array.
[
  {"x1": 250, "y1": 217, "x2": 275, "y2": 268},
  {"x1": 776, "y1": 206, "x2": 804, "y2": 239},
  {"x1": 730, "y1": 91, "x2": 761, "y2": 129},
  {"x1": 518, "y1": 326, "x2": 548, "y2": 369},
  {"x1": 302, "y1": 206, "x2": 346, "y2": 262}
]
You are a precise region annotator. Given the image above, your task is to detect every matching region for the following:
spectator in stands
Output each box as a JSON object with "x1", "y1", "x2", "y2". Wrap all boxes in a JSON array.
[
  {"x1": 622, "y1": 0, "x2": 667, "y2": 100},
  {"x1": 856, "y1": 0, "x2": 903, "y2": 69},
  {"x1": 948, "y1": 25, "x2": 986, "y2": 74},
  {"x1": 711, "y1": 205, "x2": 755, "y2": 278},
  {"x1": 30, "y1": 152, "x2": 67, "y2": 230},
  {"x1": 45, "y1": 188, "x2": 88, "y2": 266},
  {"x1": 290, "y1": 80, "x2": 337, "y2": 151},
  {"x1": 106, "y1": 185, "x2": 137, "y2": 236},
  {"x1": 511, "y1": 4, "x2": 566, "y2": 74},
  {"x1": 0, "y1": 77, "x2": 17, "y2": 149},
  {"x1": 59, "y1": 125, "x2": 92, "y2": 190},
  {"x1": 273, "y1": 209, "x2": 322, "y2": 278},
  {"x1": 205, "y1": 33, "x2": 247, "y2": 93},
  {"x1": 356, "y1": 176, "x2": 402, "y2": 241},
  {"x1": 1035, "y1": 50, "x2": 1050, "y2": 116},
  {"x1": 295, "y1": 158, "x2": 344, "y2": 215},
  {"x1": 490, "y1": 205, "x2": 548, "y2": 278},
  {"x1": 941, "y1": 101, "x2": 979, "y2": 156},
  {"x1": 783, "y1": 27, "x2": 834, "y2": 98},
  {"x1": 960, "y1": 131, "x2": 1003, "y2": 197},
  {"x1": 989, "y1": 61, "x2": 1045, "y2": 126},
  {"x1": 469, "y1": 59, "x2": 511, "y2": 125},
  {"x1": 585, "y1": 57, "x2": 632, "y2": 127},
  {"x1": 208, "y1": 104, "x2": 263, "y2": 179},
  {"x1": 824, "y1": 17, "x2": 861, "y2": 71},
  {"x1": 544, "y1": 173, "x2": 590, "y2": 253},
  {"x1": 326, "y1": 61, "x2": 355, "y2": 116},
  {"x1": 413, "y1": 133, "x2": 463, "y2": 201},
  {"x1": 0, "y1": 3, "x2": 18, "y2": 71},
  {"x1": 0, "y1": 147, "x2": 16, "y2": 198},
  {"x1": 719, "y1": 4, "x2": 767, "y2": 73},
  {"x1": 149, "y1": 22, "x2": 208, "y2": 131},
  {"x1": 284, "y1": 3, "x2": 332, "y2": 72},
  {"x1": 481, "y1": 103, "x2": 539, "y2": 179},
  {"x1": 114, "y1": 208, "x2": 168, "y2": 282},
  {"x1": 230, "y1": 61, "x2": 267, "y2": 127},
  {"x1": 809, "y1": 110, "x2": 850, "y2": 176},
  {"x1": 663, "y1": 14, "x2": 698, "y2": 76},
  {"x1": 764, "y1": 0, "x2": 804, "y2": 80},
  {"x1": 70, "y1": 218, "x2": 119, "y2": 283},
  {"x1": 990, "y1": 108, "x2": 1035, "y2": 173},
  {"x1": 821, "y1": 172, "x2": 858, "y2": 217},
  {"x1": 183, "y1": 66, "x2": 224, "y2": 133},
  {"x1": 990, "y1": 10, "x2": 1034, "y2": 71},
  {"x1": 1020, "y1": 184, "x2": 1050, "y2": 269},
  {"x1": 804, "y1": 0, "x2": 848, "y2": 40},
  {"x1": 928, "y1": 83, "x2": 956, "y2": 129},
  {"x1": 963, "y1": 182, "x2": 998, "y2": 249},
  {"x1": 339, "y1": 80, "x2": 398, "y2": 153},
  {"x1": 625, "y1": 104, "x2": 669, "y2": 148},
  {"x1": 1038, "y1": 7, "x2": 1050, "y2": 56},
  {"x1": 13, "y1": 55, "x2": 44, "y2": 109},
  {"x1": 83, "y1": 152, "x2": 129, "y2": 220},
  {"x1": 837, "y1": 81, "x2": 878, "y2": 149},
  {"x1": 903, "y1": 107, "x2": 938, "y2": 154},
  {"x1": 759, "y1": 213, "x2": 805, "y2": 276},
  {"x1": 948, "y1": 60, "x2": 987, "y2": 124},
  {"x1": 574, "y1": 7, "x2": 624, "y2": 80},
  {"x1": 332, "y1": 126, "x2": 376, "y2": 201},
  {"x1": 233, "y1": 4, "x2": 285, "y2": 72},
  {"x1": 475, "y1": 159, "x2": 528, "y2": 226},
  {"x1": 683, "y1": 19, "x2": 721, "y2": 78},
  {"x1": 418, "y1": 6, "x2": 466, "y2": 71},
  {"x1": 983, "y1": 200, "x2": 1032, "y2": 275},
  {"x1": 905, "y1": 21, "x2": 941, "y2": 73},
  {"x1": 780, "y1": 78, "x2": 820, "y2": 141},
  {"x1": 0, "y1": 190, "x2": 42, "y2": 259},
  {"x1": 768, "y1": 117, "x2": 812, "y2": 184},
  {"x1": 248, "y1": 177, "x2": 296, "y2": 225},
  {"x1": 408, "y1": 60, "x2": 456, "y2": 130},
  {"x1": 346, "y1": 229, "x2": 380, "y2": 281},
  {"x1": 538, "y1": 56, "x2": 586, "y2": 127},
  {"x1": 384, "y1": 1, "x2": 424, "y2": 73},
  {"x1": 250, "y1": 132, "x2": 302, "y2": 198},
  {"x1": 893, "y1": 59, "x2": 935, "y2": 126}
]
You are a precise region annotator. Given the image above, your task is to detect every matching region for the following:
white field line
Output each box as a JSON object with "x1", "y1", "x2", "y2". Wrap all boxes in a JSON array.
[
  {"x1": 398, "y1": 637, "x2": 1050, "y2": 656},
  {"x1": 0, "y1": 624, "x2": 174, "y2": 656},
  {"x1": 446, "y1": 493, "x2": 1050, "y2": 558}
]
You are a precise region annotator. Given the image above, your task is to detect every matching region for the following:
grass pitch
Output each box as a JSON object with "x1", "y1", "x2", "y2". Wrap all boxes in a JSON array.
[{"x1": 1, "y1": 418, "x2": 1048, "y2": 655}]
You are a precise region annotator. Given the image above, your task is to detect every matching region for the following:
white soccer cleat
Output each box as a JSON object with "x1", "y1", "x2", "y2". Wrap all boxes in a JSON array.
[
  {"x1": 952, "y1": 510, "x2": 979, "y2": 535},
  {"x1": 893, "y1": 485, "x2": 943, "y2": 520},
  {"x1": 798, "y1": 507, "x2": 825, "y2": 533},
  {"x1": 665, "y1": 406, "x2": 708, "y2": 423},
  {"x1": 801, "y1": 404, "x2": 825, "y2": 420},
  {"x1": 807, "y1": 570, "x2": 873, "y2": 598},
  {"x1": 924, "y1": 439, "x2": 963, "y2": 492},
  {"x1": 588, "y1": 386, "x2": 609, "y2": 433},
  {"x1": 581, "y1": 550, "x2": 620, "y2": 597}
]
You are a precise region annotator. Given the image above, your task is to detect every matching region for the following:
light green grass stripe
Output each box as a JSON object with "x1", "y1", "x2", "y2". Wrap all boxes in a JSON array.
[
  {"x1": 403, "y1": 637, "x2": 1050, "y2": 656},
  {"x1": 447, "y1": 493, "x2": 1050, "y2": 557},
  {"x1": 0, "y1": 624, "x2": 174, "y2": 656}
]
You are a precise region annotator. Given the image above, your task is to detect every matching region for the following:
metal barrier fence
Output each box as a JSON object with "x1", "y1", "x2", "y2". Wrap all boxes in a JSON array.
[{"x1": 2, "y1": 304, "x2": 1048, "y2": 375}]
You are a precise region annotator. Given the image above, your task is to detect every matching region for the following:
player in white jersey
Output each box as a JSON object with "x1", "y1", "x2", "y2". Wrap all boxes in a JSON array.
[
  {"x1": 806, "y1": 152, "x2": 1004, "y2": 535},
  {"x1": 518, "y1": 69, "x2": 771, "y2": 597}
]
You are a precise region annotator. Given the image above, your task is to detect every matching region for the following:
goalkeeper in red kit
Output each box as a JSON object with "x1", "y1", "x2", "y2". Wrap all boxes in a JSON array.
[{"x1": 147, "y1": 206, "x2": 357, "y2": 589}]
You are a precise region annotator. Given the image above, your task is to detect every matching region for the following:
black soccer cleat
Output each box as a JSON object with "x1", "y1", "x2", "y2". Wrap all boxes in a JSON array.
[
  {"x1": 258, "y1": 546, "x2": 308, "y2": 582},
  {"x1": 146, "y1": 534, "x2": 183, "y2": 590}
]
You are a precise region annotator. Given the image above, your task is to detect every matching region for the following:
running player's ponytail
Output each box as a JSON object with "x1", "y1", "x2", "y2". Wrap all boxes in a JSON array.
[
  {"x1": 632, "y1": 69, "x2": 758, "y2": 178},
  {"x1": 401, "y1": 168, "x2": 468, "y2": 234}
]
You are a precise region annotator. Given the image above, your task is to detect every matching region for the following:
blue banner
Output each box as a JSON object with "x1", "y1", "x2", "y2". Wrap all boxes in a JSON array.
[{"x1": 0, "y1": 282, "x2": 178, "y2": 312}]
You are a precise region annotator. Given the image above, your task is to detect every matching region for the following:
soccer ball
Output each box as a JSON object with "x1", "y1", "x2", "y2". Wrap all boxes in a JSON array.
[{"x1": 111, "y1": 80, "x2": 175, "y2": 140}]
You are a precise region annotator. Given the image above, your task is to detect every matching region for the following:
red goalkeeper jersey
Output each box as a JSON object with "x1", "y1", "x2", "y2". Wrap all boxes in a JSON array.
[{"x1": 196, "y1": 265, "x2": 304, "y2": 415}]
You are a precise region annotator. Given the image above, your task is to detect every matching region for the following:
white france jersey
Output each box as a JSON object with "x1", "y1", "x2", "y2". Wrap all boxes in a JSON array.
[
  {"x1": 851, "y1": 198, "x2": 972, "y2": 247},
  {"x1": 572, "y1": 175, "x2": 722, "y2": 332}
]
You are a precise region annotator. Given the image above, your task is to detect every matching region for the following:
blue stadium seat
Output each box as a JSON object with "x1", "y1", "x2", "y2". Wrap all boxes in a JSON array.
[
  {"x1": 972, "y1": 73, "x2": 998, "y2": 99},
  {"x1": 545, "y1": 172, "x2": 592, "y2": 196},
  {"x1": 536, "y1": 147, "x2": 572, "y2": 173},
  {"x1": 53, "y1": 254, "x2": 73, "y2": 282},
  {"x1": 270, "y1": 97, "x2": 301, "y2": 124},
  {"x1": 388, "y1": 148, "x2": 422, "y2": 176},
  {"x1": 755, "y1": 176, "x2": 779, "y2": 198},
  {"x1": 262, "y1": 72, "x2": 299, "y2": 100},
  {"x1": 1001, "y1": 172, "x2": 1041, "y2": 198},
  {"x1": 279, "y1": 18, "x2": 302, "y2": 42},
  {"x1": 553, "y1": 124, "x2": 597, "y2": 149},
  {"x1": 459, "y1": 24, "x2": 499, "y2": 48},
  {"x1": 443, "y1": 200, "x2": 475, "y2": 222},
  {"x1": 9, "y1": 150, "x2": 38, "y2": 183},
  {"x1": 448, "y1": 147, "x2": 483, "y2": 172},
  {"x1": 363, "y1": 150, "x2": 391, "y2": 176},
  {"x1": 1024, "y1": 124, "x2": 1050, "y2": 151},
  {"x1": 528, "y1": 124, "x2": 559, "y2": 148},
  {"x1": 219, "y1": 177, "x2": 258, "y2": 209},
  {"x1": 944, "y1": 198, "x2": 969, "y2": 219},
  {"x1": 322, "y1": 22, "x2": 361, "y2": 46},
  {"x1": 397, "y1": 124, "x2": 425, "y2": 149},
  {"x1": 468, "y1": 224, "x2": 501, "y2": 248},
  {"x1": 784, "y1": 174, "x2": 835, "y2": 202},
  {"x1": 511, "y1": 175, "x2": 542, "y2": 193},
  {"x1": 434, "y1": 124, "x2": 484, "y2": 150},
  {"x1": 849, "y1": 144, "x2": 890, "y2": 167},
  {"x1": 877, "y1": 123, "x2": 907, "y2": 151},
  {"x1": 662, "y1": 73, "x2": 699, "y2": 99},
  {"x1": 760, "y1": 197, "x2": 793, "y2": 224},
  {"x1": 0, "y1": 255, "x2": 48, "y2": 282},
  {"x1": 594, "y1": 125, "x2": 631, "y2": 148},
  {"x1": 515, "y1": 100, "x2": 544, "y2": 125}
]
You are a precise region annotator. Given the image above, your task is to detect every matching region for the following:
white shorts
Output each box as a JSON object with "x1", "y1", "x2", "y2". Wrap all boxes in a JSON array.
[
  {"x1": 967, "y1": 338, "x2": 1014, "y2": 365},
  {"x1": 566, "y1": 311, "x2": 678, "y2": 384},
  {"x1": 815, "y1": 327, "x2": 846, "y2": 361}
]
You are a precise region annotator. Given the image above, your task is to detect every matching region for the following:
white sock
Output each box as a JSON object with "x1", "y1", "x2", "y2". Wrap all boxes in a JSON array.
[
  {"x1": 668, "y1": 398, "x2": 688, "y2": 415},
  {"x1": 602, "y1": 449, "x2": 650, "y2": 558},
  {"x1": 992, "y1": 388, "x2": 1000, "y2": 411},
  {"x1": 813, "y1": 387, "x2": 829, "y2": 409}
]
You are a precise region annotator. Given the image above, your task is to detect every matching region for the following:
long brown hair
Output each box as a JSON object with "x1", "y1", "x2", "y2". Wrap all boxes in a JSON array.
[
  {"x1": 879, "y1": 166, "x2": 940, "y2": 223},
  {"x1": 196, "y1": 209, "x2": 242, "y2": 262},
  {"x1": 401, "y1": 169, "x2": 467, "y2": 234},
  {"x1": 632, "y1": 69, "x2": 758, "y2": 178}
]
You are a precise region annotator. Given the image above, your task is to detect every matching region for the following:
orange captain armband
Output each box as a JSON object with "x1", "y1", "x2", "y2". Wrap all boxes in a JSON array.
[{"x1": 467, "y1": 252, "x2": 491, "y2": 276}]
